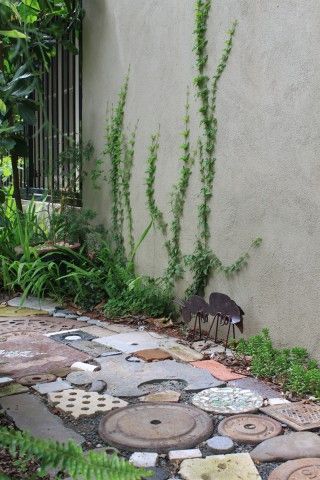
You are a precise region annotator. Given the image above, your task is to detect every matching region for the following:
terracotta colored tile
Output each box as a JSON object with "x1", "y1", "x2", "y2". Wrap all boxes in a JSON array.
[
  {"x1": 191, "y1": 360, "x2": 245, "y2": 381},
  {"x1": 133, "y1": 348, "x2": 172, "y2": 362}
]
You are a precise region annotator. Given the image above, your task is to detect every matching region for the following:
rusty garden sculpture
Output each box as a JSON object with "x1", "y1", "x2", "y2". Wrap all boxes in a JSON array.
[{"x1": 177, "y1": 292, "x2": 244, "y2": 349}]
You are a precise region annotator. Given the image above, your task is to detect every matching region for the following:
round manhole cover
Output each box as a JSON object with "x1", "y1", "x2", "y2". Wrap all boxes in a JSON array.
[
  {"x1": 98, "y1": 402, "x2": 213, "y2": 452},
  {"x1": 192, "y1": 387, "x2": 263, "y2": 414},
  {"x1": 218, "y1": 414, "x2": 282, "y2": 444},
  {"x1": 268, "y1": 458, "x2": 320, "y2": 479},
  {"x1": 18, "y1": 373, "x2": 57, "y2": 386}
]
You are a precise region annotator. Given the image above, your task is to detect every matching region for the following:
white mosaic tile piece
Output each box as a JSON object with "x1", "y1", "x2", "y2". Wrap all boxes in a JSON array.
[
  {"x1": 129, "y1": 452, "x2": 158, "y2": 468},
  {"x1": 71, "y1": 362, "x2": 98, "y2": 372},
  {"x1": 192, "y1": 387, "x2": 263, "y2": 414},
  {"x1": 48, "y1": 388, "x2": 128, "y2": 418}
]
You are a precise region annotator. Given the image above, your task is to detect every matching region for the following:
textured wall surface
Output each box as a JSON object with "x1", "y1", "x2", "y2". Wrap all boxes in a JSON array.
[{"x1": 82, "y1": 0, "x2": 320, "y2": 358}]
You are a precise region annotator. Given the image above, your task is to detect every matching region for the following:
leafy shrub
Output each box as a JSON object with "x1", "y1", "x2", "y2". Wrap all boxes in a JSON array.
[
  {"x1": 0, "y1": 426, "x2": 150, "y2": 480},
  {"x1": 235, "y1": 329, "x2": 320, "y2": 398}
]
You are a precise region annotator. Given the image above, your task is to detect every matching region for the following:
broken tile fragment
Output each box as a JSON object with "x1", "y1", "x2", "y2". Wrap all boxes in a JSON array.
[
  {"x1": 32, "y1": 379, "x2": 71, "y2": 395},
  {"x1": 192, "y1": 359, "x2": 244, "y2": 381},
  {"x1": 179, "y1": 453, "x2": 261, "y2": 480},
  {"x1": 129, "y1": 452, "x2": 158, "y2": 468},
  {"x1": 133, "y1": 348, "x2": 172, "y2": 362},
  {"x1": 48, "y1": 388, "x2": 128, "y2": 418},
  {"x1": 71, "y1": 362, "x2": 98, "y2": 372},
  {"x1": 0, "y1": 393, "x2": 84, "y2": 443},
  {"x1": 0, "y1": 383, "x2": 29, "y2": 397},
  {"x1": 164, "y1": 344, "x2": 203, "y2": 362},
  {"x1": 168, "y1": 449, "x2": 202, "y2": 462}
]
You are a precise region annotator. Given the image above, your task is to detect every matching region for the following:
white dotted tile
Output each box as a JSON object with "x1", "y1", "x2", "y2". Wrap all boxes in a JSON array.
[{"x1": 48, "y1": 388, "x2": 128, "y2": 418}]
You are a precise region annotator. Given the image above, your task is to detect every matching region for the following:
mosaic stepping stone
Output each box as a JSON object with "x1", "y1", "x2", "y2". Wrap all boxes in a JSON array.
[
  {"x1": 192, "y1": 387, "x2": 263, "y2": 414},
  {"x1": 268, "y1": 458, "x2": 320, "y2": 479},
  {"x1": 48, "y1": 388, "x2": 128, "y2": 418}
]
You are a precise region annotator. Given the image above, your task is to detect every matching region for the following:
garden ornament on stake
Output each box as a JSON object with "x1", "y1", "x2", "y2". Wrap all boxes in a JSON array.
[{"x1": 177, "y1": 292, "x2": 244, "y2": 349}]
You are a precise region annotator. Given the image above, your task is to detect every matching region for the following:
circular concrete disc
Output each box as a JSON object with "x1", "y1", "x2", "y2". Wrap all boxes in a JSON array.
[
  {"x1": 192, "y1": 387, "x2": 263, "y2": 414},
  {"x1": 18, "y1": 373, "x2": 57, "y2": 386},
  {"x1": 268, "y1": 458, "x2": 320, "y2": 479},
  {"x1": 218, "y1": 414, "x2": 282, "y2": 444},
  {"x1": 98, "y1": 402, "x2": 214, "y2": 452}
]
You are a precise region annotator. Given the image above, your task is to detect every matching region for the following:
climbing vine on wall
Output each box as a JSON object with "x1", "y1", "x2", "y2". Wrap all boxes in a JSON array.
[{"x1": 185, "y1": 0, "x2": 261, "y2": 296}]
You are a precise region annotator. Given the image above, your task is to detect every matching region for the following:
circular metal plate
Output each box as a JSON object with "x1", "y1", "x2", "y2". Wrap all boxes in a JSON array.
[
  {"x1": 218, "y1": 414, "x2": 282, "y2": 444},
  {"x1": 18, "y1": 373, "x2": 57, "y2": 386},
  {"x1": 268, "y1": 458, "x2": 320, "y2": 480},
  {"x1": 192, "y1": 387, "x2": 263, "y2": 414},
  {"x1": 98, "y1": 402, "x2": 214, "y2": 452}
]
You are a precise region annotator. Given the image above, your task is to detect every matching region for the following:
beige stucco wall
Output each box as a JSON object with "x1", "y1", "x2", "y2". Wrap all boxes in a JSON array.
[{"x1": 82, "y1": 0, "x2": 320, "y2": 359}]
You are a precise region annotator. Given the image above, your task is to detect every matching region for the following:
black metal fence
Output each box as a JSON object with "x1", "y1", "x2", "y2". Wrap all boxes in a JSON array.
[{"x1": 20, "y1": 32, "x2": 82, "y2": 204}]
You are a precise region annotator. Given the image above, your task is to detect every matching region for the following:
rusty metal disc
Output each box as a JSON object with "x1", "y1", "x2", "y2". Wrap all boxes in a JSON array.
[
  {"x1": 218, "y1": 414, "x2": 282, "y2": 444},
  {"x1": 98, "y1": 402, "x2": 213, "y2": 452},
  {"x1": 268, "y1": 458, "x2": 320, "y2": 479},
  {"x1": 17, "y1": 373, "x2": 57, "y2": 386}
]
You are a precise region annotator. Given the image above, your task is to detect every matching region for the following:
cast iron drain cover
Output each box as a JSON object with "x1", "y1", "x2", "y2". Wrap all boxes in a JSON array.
[
  {"x1": 98, "y1": 402, "x2": 213, "y2": 452},
  {"x1": 260, "y1": 402, "x2": 320, "y2": 431},
  {"x1": 18, "y1": 373, "x2": 57, "y2": 386},
  {"x1": 268, "y1": 458, "x2": 320, "y2": 479},
  {"x1": 218, "y1": 414, "x2": 282, "y2": 444}
]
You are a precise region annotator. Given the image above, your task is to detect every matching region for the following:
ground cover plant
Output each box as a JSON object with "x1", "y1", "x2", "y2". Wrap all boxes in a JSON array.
[
  {"x1": 0, "y1": 425, "x2": 150, "y2": 480},
  {"x1": 234, "y1": 328, "x2": 320, "y2": 398}
]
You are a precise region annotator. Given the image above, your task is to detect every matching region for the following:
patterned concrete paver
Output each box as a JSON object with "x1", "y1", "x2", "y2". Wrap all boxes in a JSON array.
[
  {"x1": 192, "y1": 359, "x2": 244, "y2": 381},
  {"x1": 179, "y1": 453, "x2": 261, "y2": 480},
  {"x1": 48, "y1": 388, "x2": 128, "y2": 418},
  {"x1": 0, "y1": 393, "x2": 84, "y2": 443}
]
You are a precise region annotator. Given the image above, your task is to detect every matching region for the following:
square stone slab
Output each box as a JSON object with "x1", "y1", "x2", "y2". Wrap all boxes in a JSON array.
[
  {"x1": 0, "y1": 383, "x2": 29, "y2": 397},
  {"x1": 48, "y1": 388, "x2": 128, "y2": 418},
  {"x1": 0, "y1": 393, "x2": 84, "y2": 444},
  {"x1": 179, "y1": 453, "x2": 261, "y2": 480},
  {"x1": 192, "y1": 360, "x2": 245, "y2": 381},
  {"x1": 133, "y1": 348, "x2": 172, "y2": 362},
  {"x1": 0, "y1": 334, "x2": 90, "y2": 378},
  {"x1": 93, "y1": 331, "x2": 176, "y2": 354},
  {"x1": 260, "y1": 402, "x2": 320, "y2": 431},
  {"x1": 229, "y1": 377, "x2": 283, "y2": 399}
]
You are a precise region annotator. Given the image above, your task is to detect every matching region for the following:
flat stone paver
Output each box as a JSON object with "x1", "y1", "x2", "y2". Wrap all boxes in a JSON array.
[
  {"x1": 66, "y1": 339, "x2": 121, "y2": 358},
  {"x1": 0, "y1": 393, "x2": 84, "y2": 443},
  {"x1": 192, "y1": 387, "x2": 263, "y2": 414},
  {"x1": 32, "y1": 379, "x2": 72, "y2": 395},
  {"x1": 133, "y1": 348, "x2": 172, "y2": 362},
  {"x1": 179, "y1": 453, "x2": 261, "y2": 479},
  {"x1": 7, "y1": 296, "x2": 57, "y2": 313},
  {"x1": 93, "y1": 331, "x2": 176, "y2": 354},
  {"x1": 168, "y1": 449, "x2": 202, "y2": 461},
  {"x1": 70, "y1": 356, "x2": 225, "y2": 397},
  {"x1": 192, "y1": 359, "x2": 245, "y2": 381},
  {"x1": 140, "y1": 390, "x2": 181, "y2": 402},
  {"x1": 163, "y1": 344, "x2": 203, "y2": 362},
  {"x1": 48, "y1": 388, "x2": 128, "y2": 418},
  {"x1": 250, "y1": 432, "x2": 320, "y2": 462},
  {"x1": 0, "y1": 334, "x2": 90, "y2": 378},
  {"x1": 0, "y1": 383, "x2": 29, "y2": 397},
  {"x1": 0, "y1": 376, "x2": 13, "y2": 385}
]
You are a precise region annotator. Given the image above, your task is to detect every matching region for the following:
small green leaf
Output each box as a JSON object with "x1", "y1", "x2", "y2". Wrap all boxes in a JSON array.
[
  {"x1": 0, "y1": 30, "x2": 28, "y2": 39},
  {"x1": 0, "y1": 99, "x2": 6, "y2": 114}
]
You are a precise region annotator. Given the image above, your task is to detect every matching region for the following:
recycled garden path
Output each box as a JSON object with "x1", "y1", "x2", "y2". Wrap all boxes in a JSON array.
[{"x1": 0, "y1": 297, "x2": 320, "y2": 480}]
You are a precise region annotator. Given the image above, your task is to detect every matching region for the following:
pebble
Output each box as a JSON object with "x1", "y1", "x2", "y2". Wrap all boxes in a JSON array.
[
  {"x1": 129, "y1": 452, "x2": 158, "y2": 468},
  {"x1": 89, "y1": 380, "x2": 106, "y2": 393},
  {"x1": 206, "y1": 436, "x2": 234, "y2": 453}
]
